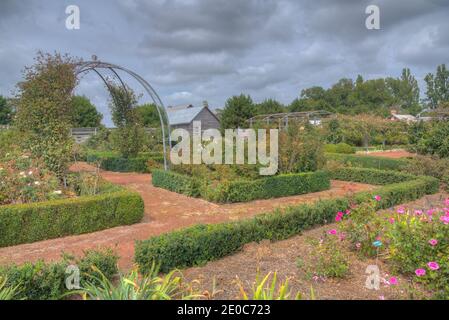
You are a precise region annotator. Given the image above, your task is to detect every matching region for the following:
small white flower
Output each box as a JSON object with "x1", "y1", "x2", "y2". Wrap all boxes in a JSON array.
[
  {"x1": 28, "y1": 170, "x2": 33, "y2": 175},
  {"x1": 34, "y1": 181, "x2": 41, "y2": 186},
  {"x1": 19, "y1": 171, "x2": 26, "y2": 176},
  {"x1": 53, "y1": 190, "x2": 62, "y2": 195}
]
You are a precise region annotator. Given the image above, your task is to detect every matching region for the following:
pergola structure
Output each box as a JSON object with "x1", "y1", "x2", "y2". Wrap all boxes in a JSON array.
[
  {"x1": 74, "y1": 60, "x2": 170, "y2": 170},
  {"x1": 248, "y1": 110, "x2": 336, "y2": 129}
]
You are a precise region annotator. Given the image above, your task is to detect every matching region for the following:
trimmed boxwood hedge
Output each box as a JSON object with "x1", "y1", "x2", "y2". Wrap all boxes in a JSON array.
[
  {"x1": 135, "y1": 168, "x2": 439, "y2": 273},
  {"x1": 329, "y1": 167, "x2": 416, "y2": 185},
  {"x1": 86, "y1": 152, "x2": 164, "y2": 173},
  {"x1": 152, "y1": 169, "x2": 331, "y2": 203},
  {"x1": 326, "y1": 153, "x2": 410, "y2": 171},
  {"x1": 0, "y1": 188, "x2": 144, "y2": 247}
]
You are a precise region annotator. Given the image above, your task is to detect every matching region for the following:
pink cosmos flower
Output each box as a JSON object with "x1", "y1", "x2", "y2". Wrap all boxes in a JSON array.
[
  {"x1": 389, "y1": 217, "x2": 395, "y2": 224},
  {"x1": 336, "y1": 211, "x2": 344, "y2": 217},
  {"x1": 414, "y1": 210, "x2": 423, "y2": 216},
  {"x1": 415, "y1": 269, "x2": 426, "y2": 277},
  {"x1": 335, "y1": 215, "x2": 342, "y2": 222},
  {"x1": 429, "y1": 239, "x2": 438, "y2": 246},
  {"x1": 328, "y1": 229, "x2": 337, "y2": 235},
  {"x1": 374, "y1": 195, "x2": 382, "y2": 202},
  {"x1": 427, "y1": 262, "x2": 440, "y2": 271},
  {"x1": 389, "y1": 277, "x2": 398, "y2": 285},
  {"x1": 445, "y1": 198, "x2": 449, "y2": 206}
]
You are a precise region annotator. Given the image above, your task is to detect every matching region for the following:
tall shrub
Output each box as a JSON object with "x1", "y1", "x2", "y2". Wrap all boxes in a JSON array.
[{"x1": 15, "y1": 52, "x2": 78, "y2": 178}]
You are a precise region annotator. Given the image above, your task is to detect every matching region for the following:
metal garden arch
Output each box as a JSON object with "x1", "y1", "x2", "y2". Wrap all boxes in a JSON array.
[{"x1": 74, "y1": 60, "x2": 170, "y2": 170}]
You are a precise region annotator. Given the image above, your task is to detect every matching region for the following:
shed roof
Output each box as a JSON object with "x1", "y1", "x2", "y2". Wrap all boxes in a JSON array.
[{"x1": 167, "y1": 105, "x2": 207, "y2": 125}]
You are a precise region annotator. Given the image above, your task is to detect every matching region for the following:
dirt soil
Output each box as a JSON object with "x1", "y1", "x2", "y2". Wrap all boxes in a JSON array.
[
  {"x1": 0, "y1": 162, "x2": 376, "y2": 270},
  {"x1": 183, "y1": 193, "x2": 448, "y2": 300}
]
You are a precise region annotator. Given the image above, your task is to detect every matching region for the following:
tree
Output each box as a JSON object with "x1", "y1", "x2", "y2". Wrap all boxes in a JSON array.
[
  {"x1": 387, "y1": 68, "x2": 421, "y2": 114},
  {"x1": 107, "y1": 82, "x2": 145, "y2": 158},
  {"x1": 71, "y1": 95, "x2": 103, "y2": 127},
  {"x1": 135, "y1": 103, "x2": 161, "y2": 127},
  {"x1": 15, "y1": 52, "x2": 77, "y2": 178},
  {"x1": 220, "y1": 94, "x2": 254, "y2": 130},
  {"x1": 0, "y1": 95, "x2": 14, "y2": 125},
  {"x1": 425, "y1": 64, "x2": 449, "y2": 109},
  {"x1": 254, "y1": 99, "x2": 285, "y2": 115}
]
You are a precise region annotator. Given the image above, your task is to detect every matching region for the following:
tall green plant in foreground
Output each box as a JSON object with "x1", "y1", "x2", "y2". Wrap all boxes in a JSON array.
[{"x1": 15, "y1": 52, "x2": 78, "y2": 178}]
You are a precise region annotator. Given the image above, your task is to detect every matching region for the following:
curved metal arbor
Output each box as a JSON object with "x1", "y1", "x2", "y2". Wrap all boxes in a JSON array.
[{"x1": 74, "y1": 61, "x2": 170, "y2": 170}]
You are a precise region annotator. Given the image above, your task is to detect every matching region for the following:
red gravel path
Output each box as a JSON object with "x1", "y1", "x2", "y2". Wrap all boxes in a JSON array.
[{"x1": 0, "y1": 163, "x2": 376, "y2": 270}]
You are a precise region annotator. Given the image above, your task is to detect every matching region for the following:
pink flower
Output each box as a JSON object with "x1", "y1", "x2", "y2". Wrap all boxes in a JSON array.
[
  {"x1": 345, "y1": 209, "x2": 351, "y2": 215},
  {"x1": 378, "y1": 295, "x2": 385, "y2": 300},
  {"x1": 415, "y1": 269, "x2": 426, "y2": 277},
  {"x1": 336, "y1": 211, "x2": 344, "y2": 217},
  {"x1": 389, "y1": 217, "x2": 395, "y2": 224},
  {"x1": 427, "y1": 262, "x2": 440, "y2": 271},
  {"x1": 440, "y1": 216, "x2": 449, "y2": 225},
  {"x1": 389, "y1": 277, "x2": 398, "y2": 285},
  {"x1": 374, "y1": 195, "x2": 382, "y2": 202},
  {"x1": 338, "y1": 233, "x2": 346, "y2": 241},
  {"x1": 328, "y1": 229, "x2": 337, "y2": 235},
  {"x1": 445, "y1": 198, "x2": 449, "y2": 206},
  {"x1": 414, "y1": 210, "x2": 423, "y2": 216},
  {"x1": 396, "y1": 207, "x2": 405, "y2": 214},
  {"x1": 335, "y1": 215, "x2": 342, "y2": 222},
  {"x1": 427, "y1": 209, "x2": 435, "y2": 216},
  {"x1": 355, "y1": 242, "x2": 361, "y2": 249},
  {"x1": 429, "y1": 239, "x2": 438, "y2": 246}
]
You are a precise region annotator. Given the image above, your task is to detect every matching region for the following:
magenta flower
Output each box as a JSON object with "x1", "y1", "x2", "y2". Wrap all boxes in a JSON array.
[
  {"x1": 355, "y1": 242, "x2": 361, "y2": 249},
  {"x1": 374, "y1": 195, "x2": 381, "y2": 202},
  {"x1": 429, "y1": 239, "x2": 438, "y2": 246},
  {"x1": 445, "y1": 198, "x2": 449, "y2": 206},
  {"x1": 345, "y1": 209, "x2": 351, "y2": 215},
  {"x1": 415, "y1": 269, "x2": 426, "y2": 277},
  {"x1": 396, "y1": 207, "x2": 405, "y2": 214},
  {"x1": 427, "y1": 262, "x2": 439, "y2": 271},
  {"x1": 440, "y1": 216, "x2": 449, "y2": 225},
  {"x1": 328, "y1": 229, "x2": 337, "y2": 235},
  {"x1": 414, "y1": 210, "x2": 423, "y2": 216},
  {"x1": 335, "y1": 215, "x2": 342, "y2": 222},
  {"x1": 426, "y1": 209, "x2": 436, "y2": 216},
  {"x1": 389, "y1": 217, "x2": 395, "y2": 224},
  {"x1": 389, "y1": 277, "x2": 398, "y2": 285}
]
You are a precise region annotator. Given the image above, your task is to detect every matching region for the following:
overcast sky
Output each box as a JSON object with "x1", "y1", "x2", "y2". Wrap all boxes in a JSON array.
[{"x1": 1, "y1": 0, "x2": 448, "y2": 126}]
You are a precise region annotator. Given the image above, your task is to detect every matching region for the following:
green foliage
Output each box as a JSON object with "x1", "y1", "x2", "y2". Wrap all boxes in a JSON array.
[
  {"x1": 237, "y1": 271, "x2": 302, "y2": 300},
  {"x1": 324, "y1": 143, "x2": 355, "y2": 154},
  {"x1": 0, "y1": 249, "x2": 118, "y2": 300},
  {"x1": 71, "y1": 95, "x2": 103, "y2": 128},
  {"x1": 0, "y1": 187, "x2": 144, "y2": 247},
  {"x1": 152, "y1": 169, "x2": 330, "y2": 203},
  {"x1": 326, "y1": 153, "x2": 409, "y2": 171},
  {"x1": 15, "y1": 52, "x2": 77, "y2": 178},
  {"x1": 136, "y1": 171, "x2": 438, "y2": 273},
  {"x1": 0, "y1": 95, "x2": 14, "y2": 125},
  {"x1": 329, "y1": 167, "x2": 415, "y2": 185},
  {"x1": 403, "y1": 155, "x2": 449, "y2": 189},
  {"x1": 254, "y1": 99, "x2": 285, "y2": 115},
  {"x1": 416, "y1": 121, "x2": 449, "y2": 158},
  {"x1": 135, "y1": 103, "x2": 161, "y2": 127},
  {"x1": 220, "y1": 94, "x2": 254, "y2": 131},
  {"x1": 302, "y1": 233, "x2": 350, "y2": 278},
  {"x1": 279, "y1": 123, "x2": 326, "y2": 173},
  {"x1": 76, "y1": 264, "x2": 195, "y2": 300},
  {"x1": 289, "y1": 69, "x2": 421, "y2": 116},
  {"x1": 424, "y1": 64, "x2": 449, "y2": 109},
  {"x1": 0, "y1": 277, "x2": 20, "y2": 300},
  {"x1": 86, "y1": 151, "x2": 164, "y2": 173},
  {"x1": 107, "y1": 82, "x2": 145, "y2": 158}
]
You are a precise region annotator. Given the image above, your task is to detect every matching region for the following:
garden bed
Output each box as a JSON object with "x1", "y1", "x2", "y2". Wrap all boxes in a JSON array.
[
  {"x1": 85, "y1": 151, "x2": 164, "y2": 173},
  {"x1": 135, "y1": 167, "x2": 439, "y2": 273},
  {"x1": 152, "y1": 169, "x2": 331, "y2": 203},
  {"x1": 326, "y1": 153, "x2": 410, "y2": 171}
]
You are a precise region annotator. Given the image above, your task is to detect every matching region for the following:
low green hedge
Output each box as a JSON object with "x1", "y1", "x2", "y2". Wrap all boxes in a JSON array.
[
  {"x1": 0, "y1": 249, "x2": 118, "y2": 300},
  {"x1": 326, "y1": 153, "x2": 410, "y2": 171},
  {"x1": 0, "y1": 188, "x2": 144, "y2": 247},
  {"x1": 211, "y1": 171, "x2": 330, "y2": 203},
  {"x1": 152, "y1": 169, "x2": 330, "y2": 203},
  {"x1": 135, "y1": 169, "x2": 439, "y2": 273},
  {"x1": 86, "y1": 151, "x2": 164, "y2": 173},
  {"x1": 329, "y1": 167, "x2": 416, "y2": 185},
  {"x1": 324, "y1": 143, "x2": 356, "y2": 154}
]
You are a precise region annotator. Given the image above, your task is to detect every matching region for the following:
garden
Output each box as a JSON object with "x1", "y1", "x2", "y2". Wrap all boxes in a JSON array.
[{"x1": 0, "y1": 53, "x2": 448, "y2": 300}]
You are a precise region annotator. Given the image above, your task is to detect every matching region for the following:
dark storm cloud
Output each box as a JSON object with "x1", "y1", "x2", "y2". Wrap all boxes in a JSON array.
[{"x1": 0, "y1": 0, "x2": 448, "y2": 125}]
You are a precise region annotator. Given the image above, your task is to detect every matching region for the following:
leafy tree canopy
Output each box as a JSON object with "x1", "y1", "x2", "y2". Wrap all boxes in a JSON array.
[
  {"x1": 71, "y1": 95, "x2": 103, "y2": 128},
  {"x1": 220, "y1": 94, "x2": 254, "y2": 130},
  {"x1": 0, "y1": 95, "x2": 14, "y2": 125}
]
